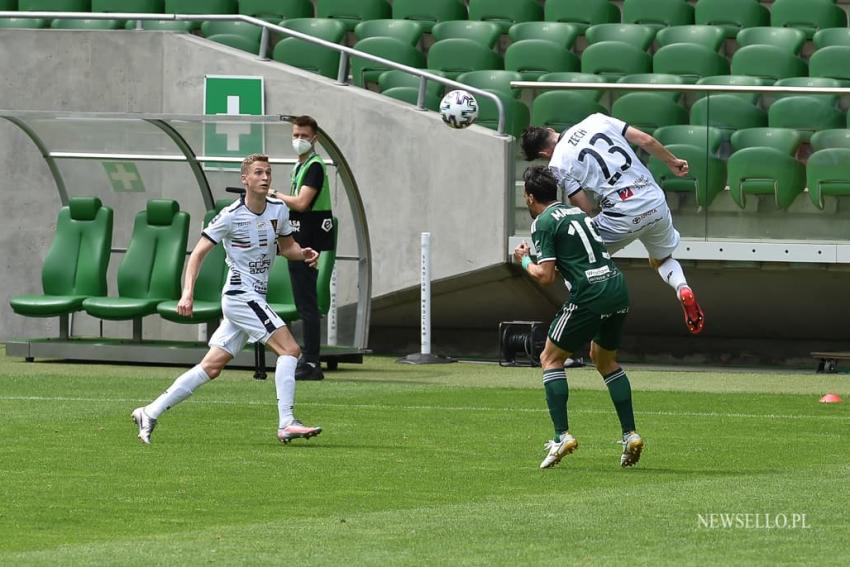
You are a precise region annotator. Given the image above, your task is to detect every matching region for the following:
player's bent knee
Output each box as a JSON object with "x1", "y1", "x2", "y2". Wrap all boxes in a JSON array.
[{"x1": 200, "y1": 348, "x2": 232, "y2": 379}]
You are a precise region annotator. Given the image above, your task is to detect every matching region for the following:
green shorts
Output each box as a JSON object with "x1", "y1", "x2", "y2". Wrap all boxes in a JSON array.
[{"x1": 548, "y1": 302, "x2": 629, "y2": 354}]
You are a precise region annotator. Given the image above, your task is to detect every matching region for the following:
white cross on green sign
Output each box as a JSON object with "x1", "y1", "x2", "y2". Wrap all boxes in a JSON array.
[
  {"x1": 103, "y1": 162, "x2": 144, "y2": 192},
  {"x1": 204, "y1": 75, "x2": 265, "y2": 170}
]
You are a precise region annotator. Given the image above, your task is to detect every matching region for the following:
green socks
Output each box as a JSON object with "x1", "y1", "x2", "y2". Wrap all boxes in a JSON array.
[
  {"x1": 604, "y1": 368, "x2": 636, "y2": 433},
  {"x1": 543, "y1": 368, "x2": 569, "y2": 440}
]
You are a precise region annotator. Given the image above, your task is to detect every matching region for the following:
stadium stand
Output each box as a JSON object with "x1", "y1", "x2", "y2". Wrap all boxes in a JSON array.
[
  {"x1": 431, "y1": 20, "x2": 502, "y2": 48},
  {"x1": 647, "y1": 143, "x2": 727, "y2": 207},
  {"x1": 467, "y1": 0, "x2": 542, "y2": 34},
  {"x1": 694, "y1": 0, "x2": 770, "y2": 39},
  {"x1": 807, "y1": 147, "x2": 850, "y2": 209},
  {"x1": 272, "y1": 18, "x2": 346, "y2": 79},
  {"x1": 768, "y1": 96, "x2": 845, "y2": 142},
  {"x1": 769, "y1": 0, "x2": 847, "y2": 40},
  {"x1": 621, "y1": 0, "x2": 695, "y2": 32},
  {"x1": 617, "y1": 73, "x2": 686, "y2": 100},
  {"x1": 736, "y1": 26, "x2": 806, "y2": 55},
  {"x1": 378, "y1": 69, "x2": 445, "y2": 98},
  {"x1": 808, "y1": 46, "x2": 850, "y2": 86},
  {"x1": 531, "y1": 91, "x2": 608, "y2": 131},
  {"x1": 729, "y1": 45, "x2": 807, "y2": 82},
  {"x1": 457, "y1": 70, "x2": 524, "y2": 99},
  {"x1": 813, "y1": 27, "x2": 850, "y2": 49},
  {"x1": 238, "y1": 0, "x2": 314, "y2": 22},
  {"x1": 201, "y1": 21, "x2": 263, "y2": 44},
  {"x1": 611, "y1": 92, "x2": 688, "y2": 134},
  {"x1": 543, "y1": 0, "x2": 620, "y2": 35},
  {"x1": 654, "y1": 24, "x2": 725, "y2": 51},
  {"x1": 427, "y1": 38, "x2": 502, "y2": 80},
  {"x1": 585, "y1": 23, "x2": 656, "y2": 50},
  {"x1": 537, "y1": 72, "x2": 608, "y2": 100},
  {"x1": 504, "y1": 38, "x2": 580, "y2": 81},
  {"x1": 580, "y1": 41, "x2": 651, "y2": 80},
  {"x1": 652, "y1": 43, "x2": 729, "y2": 83},
  {"x1": 315, "y1": 0, "x2": 390, "y2": 32},
  {"x1": 727, "y1": 127, "x2": 806, "y2": 209},
  {"x1": 690, "y1": 94, "x2": 768, "y2": 140},
  {"x1": 391, "y1": 0, "x2": 468, "y2": 33},
  {"x1": 507, "y1": 21, "x2": 580, "y2": 50},
  {"x1": 474, "y1": 90, "x2": 530, "y2": 138},
  {"x1": 354, "y1": 19, "x2": 424, "y2": 46},
  {"x1": 382, "y1": 86, "x2": 442, "y2": 111},
  {"x1": 695, "y1": 75, "x2": 772, "y2": 104},
  {"x1": 352, "y1": 36, "x2": 425, "y2": 86}
]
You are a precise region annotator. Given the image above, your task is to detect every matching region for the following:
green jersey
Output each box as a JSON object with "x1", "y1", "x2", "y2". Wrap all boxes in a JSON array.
[{"x1": 531, "y1": 202, "x2": 629, "y2": 311}]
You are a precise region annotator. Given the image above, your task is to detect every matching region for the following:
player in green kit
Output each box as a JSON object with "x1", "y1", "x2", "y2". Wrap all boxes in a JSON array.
[{"x1": 514, "y1": 165, "x2": 644, "y2": 470}]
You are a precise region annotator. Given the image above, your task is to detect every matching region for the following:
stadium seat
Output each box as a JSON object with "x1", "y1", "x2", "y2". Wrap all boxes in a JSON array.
[
  {"x1": 352, "y1": 36, "x2": 426, "y2": 86},
  {"x1": 612, "y1": 92, "x2": 687, "y2": 134},
  {"x1": 272, "y1": 18, "x2": 346, "y2": 79},
  {"x1": 652, "y1": 43, "x2": 729, "y2": 84},
  {"x1": 157, "y1": 200, "x2": 231, "y2": 324},
  {"x1": 18, "y1": 0, "x2": 89, "y2": 9},
  {"x1": 813, "y1": 28, "x2": 850, "y2": 50},
  {"x1": 354, "y1": 19, "x2": 424, "y2": 46},
  {"x1": 0, "y1": 0, "x2": 14, "y2": 7},
  {"x1": 543, "y1": 0, "x2": 620, "y2": 36},
  {"x1": 654, "y1": 125, "x2": 725, "y2": 154},
  {"x1": 508, "y1": 22, "x2": 581, "y2": 50},
  {"x1": 91, "y1": 0, "x2": 161, "y2": 11},
  {"x1": 617, "y1": 73, "x2": 685, "y2": 101},
  {"x1": 694, "y1": 0, "x2": 769, "y2": 39},
  {"x1": 807, "y1": 148, "x2": 850, "y2": 209},
  {"x1": 809, "y1": 46, "x2": 850, "y2": 87},
  {"x1": 0, "y1": 18, "x2": 49, "y2": 29},
  {"x1": 9, "y1": 197, "x2": 112, "y2": 337},
  {"x1": 427, "y1": 38, "x2": 502, "y2": 81},
  {"x1": 315, "y1": 0, "x2": 391, "y2": 32},
  {"x1": 770, "y1": 0, "x2": 847, "y2": 40},
  {"x1": 239, "y1": 0, "x2": 314, "y2": 22},
  {"x1": 457, "y1": 70, "x2": 524, "y2": 99},
  {"x1": 391, "y1": 0, "x2": 468, "y2": 34},
  {"x1": 730, "y1": 45, "x2": 807, "y2": 83},
  {"x1": 504, "y1": 39, "x2": 580, "y2": 81},
  {"x1": 580, "y1": 41, "x2": 651, "y2": 80},
  {"x1": 811, "y1": 129, "x2": 850, "y2": 152},
  {"x1": 207, "y1": 33, "x2": 261, "y2": 54},
  {"x1": 647, "y1": 143, "x2": 727, "y2": 207},
  {"x1": 621, "y1": 0, "x2": 695, "y2": 32},
  {"x1": 82, "y1": 200, "x2": 189, "y2": 336},
  {"x1": 145, "y1": 0, "x2": 238, "y2": 31},
  {"x1": 772, "y1": 77, "x2": 841, "y2": 104},
  {"x1": 474, "y1": 90, "x2": 531, "y2": 138},
  {"x1": 585, "y1": 23, "x2": 656, "y2": 51},
  {"x1": 690, "y1": 94, "x2": 767, "y2": 139},
  {"x1": 382, "y1": 86, "x2": 442, "y2": 111},
  {"x1": 201, "y1": 21, "x2": 263, "y2": 44},
  {"x1": 431, "y1": 20, "x2": 502, "y2": 48},
  {"x1": 538, "y1": 72, "x2": 608, "y2": 100},
  {"x1": 468, "y1": 0, "x2": 543, "y2": 34},
  {"x1": 654, "y1": 25, "x2": 725, "y2": 52},
  {"x1": 531, "y1": 91, "x2": 608, "y2": 131},
  {"x1": 727, "y1": 128, "x2": 805, "y2": 209},
  {"x1": 51, "y1": 19, "x2": 124, "y2": 29},
  {"x1": 695, "y1": 75, "x2": 773, "y2": 104},
  {"x1": 768, "y1": 96, "x2": 844, "y2": 142},
  {"x1": 378, "y1": 69, "x2": 445, "y2": 98},
  {"x1": 736, "y1": 27, "x2": 806, "y2": 55}
]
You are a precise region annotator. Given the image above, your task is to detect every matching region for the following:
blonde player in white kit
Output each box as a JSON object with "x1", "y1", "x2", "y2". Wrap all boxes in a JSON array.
[
  {"x1": 521, "y1": 114, "x2": 705, "y2": 334},
  {"x1": 132, "y1": 154, "x2": 322, "y2": 445}
]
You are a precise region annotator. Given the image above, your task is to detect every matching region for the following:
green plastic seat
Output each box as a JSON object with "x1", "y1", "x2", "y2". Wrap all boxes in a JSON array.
[
  {"x1": 809, "y1": 46, "x2": 850, "y2": 87},
  {"x1": 157, "y1": 200, "x2": 232, "y2": 324},
  {"x1": 694, "y1": 0, "x2": 769, "y2": 39},
  {"x1": 504, "y1": 39, "x2": 579, "y2": 81},
  {"x1": 811, "y1": 129, "x2": 850, "y2": 152},
  {"x1": 239, "y1": 0, "x2": 314, "y2": 22},
  {"x1": 773, "y1": 77, "x2": 841, "y2": 104},
  {"x1": 544, "y1": 0, "x2": 620, "y2": 36},
  {"x1": 475, "y1": 89, "x2": 530, "y2": 138},
  {"x1": 382, "y1": 86, "x2": 442, "y2": 111},
  {"x1": 813, "y1": 28, "x2": 850, "y2": 50},
  {"x1": 124, "y1": 20, "x2": 195, "y2": 31},
  {"x1": 316, "y1": 0, "x2": 391, "y2": 32},
  {"x1": 730, "y1": 45, "x2": 807, "y2": 83},
  {"x1": 354, "y1": 19, "x2": 423, "y2": 46},
  {"x1": 207, "y1": 33, "x2": 261, "y2": 54},
  {"x1": 92, "y1": 0, "x2": 162, "y2": 11},
  {"x1": 201, "y1": 21, "x2": 263, "y2": 43},
  {"x1": 770, "y1": 0, "x2": 847, "y2": 40},
  {"x1": 165, "y1": 0, "x2": 237, "y2": 14},
  {"x1": 391, "y1": 0, "x2": 467, "y2": 34},
  {"x1": 273, "y1": 18, "x2": 347, "y2": 79},
  {"x1": 538, "y1": 72, "x2": 608, "y2": 100},
  {"x1": 51, "y1": 19, "x2": 124, "y2": 29},
  {"x1": 580, "y1": 41, "x2": 651, "y2": 81},
  {"x1": 611, "y1": 92, "x2": 687, "y2": 135},
  {"x1": 653, "y1": 43, "x2": 729, "y2": 84},
  {"x1": 280, "y1": 17, "x2": 347, "y2": 41},
  {"x1": 431, "y1": 20, "x2": 502, "y2": 48},
  {"x1": 19, "y1": 0, "x2": 89, "y2": 9},
  {"x1": 736, "y1": 27, "x2": 806, "y2": 55},
  {"x1": 585, "y1": 23, "x2": 656, "y2": 50},
  {"x1": 468, "y1": 0, "x2": 542, "y2": 35},
  {"x1": 690, "y1": 94, "x2": 767, "y2": 140},
  {"x1": 617, "y1": 73, "x2": 685, "y2": 101},
  {"x1": 647, "y1": 143, "x2": 727, "y2": 207},
  {"x1": 655, "y1": 25, "x2": 725, "y2": 51},
  {"x1": 695, "y1": 75, "x2": 773, "y2": 104},
  {"x1": 653, "y1": 125, "x2": 725, "y2": 154},
  {"x1": 727, "y1": 128, "x2": 805, "y2": 209},
  {"x1": 531, "y1": 91, "x2": 608, "y2": 131},
  {"x1": 10, "y1": 197, "x2": 112, "y2": 328},
  {"x1": 352, "y1": 36, "x2": 426, "y2": 86},
  {"x1": 768, "y1": 96, "x2": 844, "y2": 142},
  {"x1": 0, "y1": 0, "x2": 14, "y2": 7},
  {"x1": 83, "y1": 200, "x2": 189, "y2": 325},
  {"x1": 458, "y1": 70, "x2": 523, "y2": 99},
  {"x1": 427, "y1": 38, "x2": 502, "y2": 81},
  {"x1": 508, "y1": 22, "x2": 580, "y2": 50},
  {"x1": 807, "y1": 148, "x2": 850, "y2": 209},
  {"x1": 0, "y1": 18, "x2": 49, "y2": 29},
  {"x1": 378, "y1": 69, "x2": 445, "y2": 98},
  {"x1": 622, "y1": 0, "x2": 695, "y2": 32}
]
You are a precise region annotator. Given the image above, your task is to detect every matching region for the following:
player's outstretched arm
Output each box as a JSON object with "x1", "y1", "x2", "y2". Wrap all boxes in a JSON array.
[
  {"x1": 177, "y1": 237, "x2": 215, "y2": 318},
  {"x1": 514, "y1": 241, "x2": 556, "y2": 286},
  {"x1": 624, "y1": 126, "x2": 689, "y2": 177},
  {"x1": 278, "y1": 234, "x2": 319, "y2": 268}
]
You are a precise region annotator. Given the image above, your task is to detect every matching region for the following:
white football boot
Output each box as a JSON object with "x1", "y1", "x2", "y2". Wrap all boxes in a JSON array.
[
  {"x1": 619, "y1": 431, "x2": 645, "y2": 468},
  {"x1": 131, "y1": 407, "x2": 157, "y2": 445},
  {"x1": 539, "y1": 432, "x2": 578, "y2": 469}
]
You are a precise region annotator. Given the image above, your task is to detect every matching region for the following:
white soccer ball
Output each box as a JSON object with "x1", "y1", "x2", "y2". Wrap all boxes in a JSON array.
[{"x1": 439, "y1": 89, "x2": 479, "y2": 129}]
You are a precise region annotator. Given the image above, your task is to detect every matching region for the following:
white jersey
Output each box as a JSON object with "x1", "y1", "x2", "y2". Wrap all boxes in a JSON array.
[
  {"x1": 548, "y1": 113, "x2": 665, "y2": 216},
  {"x1": 202, "y1": 197, "x2": 294, "y2": 300}
]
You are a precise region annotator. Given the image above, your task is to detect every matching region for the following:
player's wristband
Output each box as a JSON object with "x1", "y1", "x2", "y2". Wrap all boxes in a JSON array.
[{"x1": 521, "y1": 255, "x2": 533, "y2": 271}]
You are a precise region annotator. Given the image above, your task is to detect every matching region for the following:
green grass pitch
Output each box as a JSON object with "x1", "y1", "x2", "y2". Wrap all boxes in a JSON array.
[{"x1": 1, "y1": 349, "x2": 849, "y2": 565}]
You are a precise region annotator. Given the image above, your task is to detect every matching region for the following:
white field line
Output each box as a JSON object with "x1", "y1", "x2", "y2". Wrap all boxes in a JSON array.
[{"x1": 1, "y1": 395, "x2": 848, "y2": 421}]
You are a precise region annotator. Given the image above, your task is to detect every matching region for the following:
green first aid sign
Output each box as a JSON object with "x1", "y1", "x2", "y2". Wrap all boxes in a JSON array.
[
  {"x1": 204, "y1": 75, "x2": 265, "y2": 169},
  {"x1": 104, "y1": 162, "x2": 144, "y2": 192}
]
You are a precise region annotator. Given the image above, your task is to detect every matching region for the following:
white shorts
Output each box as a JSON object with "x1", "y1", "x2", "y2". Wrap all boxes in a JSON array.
[
  {"x1": 208, "y1": 295, "x2": 286, "y2": 357},
  {"x1": 593, "y1": 204, "x2": 680, "y2": 260}
]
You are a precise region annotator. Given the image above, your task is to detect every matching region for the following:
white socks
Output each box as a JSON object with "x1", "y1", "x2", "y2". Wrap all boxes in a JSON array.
[
  {"x1": 145, "y1": 365, "x2": 210, "y2": 419},
  {"x1": 657, "y1": 258, "x2": 688, "y2": 292},
  {"x1": 276, "y1": 355, "x2": 298, "y2": 429}
]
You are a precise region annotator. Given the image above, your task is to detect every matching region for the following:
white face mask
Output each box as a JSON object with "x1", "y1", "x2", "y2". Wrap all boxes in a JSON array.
[{"x1": 292, "y1": 138, "x2": 313, "y2": 155}]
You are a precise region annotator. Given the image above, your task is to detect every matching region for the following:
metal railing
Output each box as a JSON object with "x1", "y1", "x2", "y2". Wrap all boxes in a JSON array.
[
  {"x1": 1, "y1": 10, "x2": 508, "y2": 135},
  {"x1": 511, "y1": 81, "x2": 850, "y2": 96}
]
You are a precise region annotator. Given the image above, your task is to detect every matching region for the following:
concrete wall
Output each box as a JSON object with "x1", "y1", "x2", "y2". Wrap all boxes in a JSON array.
[{"x1": 0, "y1": 30, "x2": 513, "y2": 342}]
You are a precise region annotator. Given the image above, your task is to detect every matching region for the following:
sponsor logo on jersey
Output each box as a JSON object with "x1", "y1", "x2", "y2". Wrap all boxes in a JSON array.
[
  {"x1": 248, "y1": 257, "x2": 272, "y2": 275},
  {"x1": 585, "y1": 265, "x2": 611, "y2": 279},
  {"x1": 632, "y1": 208, "x2": 658, "y2": 225},
  {"x1": 321, "y1": 218, "x2": 333, "y2": 232},
  {"x1": 617, "y1": 187, "x2": 634, "y2": 201}
]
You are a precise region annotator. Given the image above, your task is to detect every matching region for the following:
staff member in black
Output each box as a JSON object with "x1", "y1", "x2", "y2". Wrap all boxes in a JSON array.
[{"x1": 269, "y1": 115, "x2": 334, "y2": 381}]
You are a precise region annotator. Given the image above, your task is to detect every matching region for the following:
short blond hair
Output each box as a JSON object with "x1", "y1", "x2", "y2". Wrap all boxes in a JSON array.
[{"x1": 241, "y1": 153, "x2": 269, "y2": 175}]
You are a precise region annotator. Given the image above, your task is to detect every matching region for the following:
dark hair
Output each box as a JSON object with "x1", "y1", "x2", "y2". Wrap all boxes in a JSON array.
[
  {"x1": 520, "y1": 126, "x2": 552, "y2": 161},
  {"x1": 523, "y1": 165, "x2": 558, "y2": 203},
  {"x1": 293, "y1": 115, "x2": 318, "y2": 133}
]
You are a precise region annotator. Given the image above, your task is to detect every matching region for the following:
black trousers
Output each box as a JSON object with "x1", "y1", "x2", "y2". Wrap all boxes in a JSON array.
[{"x1": 288, "y1": 260, "x2": 320, "y2": 363}]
